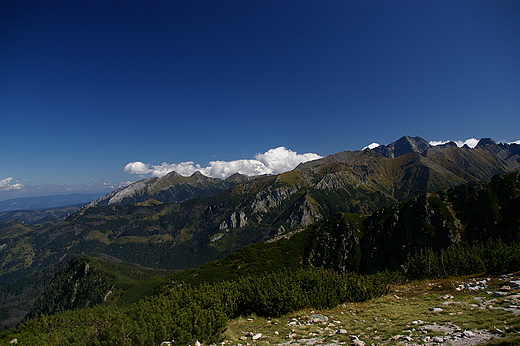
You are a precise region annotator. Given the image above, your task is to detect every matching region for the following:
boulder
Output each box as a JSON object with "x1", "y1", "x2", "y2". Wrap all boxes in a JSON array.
[
  {"x1": 429, "y1": 307, "x2": 444, "y2": 312},
  {"x1": 309, "y1": 314, "x2": 328, "y2": 323},
  {"x1": 463, "y1": 331, "x2": 476, "y2": 338},
  {"x1": 433, "y1": 336, "x2": 445, "y2": 343}
]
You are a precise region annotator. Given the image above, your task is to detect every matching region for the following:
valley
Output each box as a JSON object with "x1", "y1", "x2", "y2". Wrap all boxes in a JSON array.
[{"x1": 0, "y1": 136, "x2": 519, "y2": 344}]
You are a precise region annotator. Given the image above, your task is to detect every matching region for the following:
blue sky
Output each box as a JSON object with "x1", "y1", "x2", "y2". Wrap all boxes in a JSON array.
[{"x1": 1, "y1": 0, "x2": 519, "y2": 200}]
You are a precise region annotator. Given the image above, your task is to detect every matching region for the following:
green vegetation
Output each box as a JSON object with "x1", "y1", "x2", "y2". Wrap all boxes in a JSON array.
[
  {"x1": 27, "y1": 255, "x2": 176, "y2": 318},
  {"x1": 404, "y1": 238, "x2": 520, "y2": 279},
  {"x1": 225, "y1": 274, "x2": 520, "y2": 346},
  {"x1": 0, "y1": 268, "x2": 391, "y2": 345},
  {"x1": 1, "y1": 167, "x2": 519, "y2": 333}
]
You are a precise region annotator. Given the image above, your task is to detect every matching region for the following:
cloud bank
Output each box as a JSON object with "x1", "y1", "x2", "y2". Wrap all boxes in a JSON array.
[
  {"x1": 364, "y1": 138, "x2": 520, "y2": 151},
  {"x1": 429, "y1": 138, "x2": 480, "y2": 148},
  {"x1": 430, "y1": 138, "x2": 520, "y2": 147},
  {"x1": 124, "y1": 147, "x2": 322, "y2": 179},
  {"x1": 0, "y1": 177, "x2": 24, "y2": 191}
]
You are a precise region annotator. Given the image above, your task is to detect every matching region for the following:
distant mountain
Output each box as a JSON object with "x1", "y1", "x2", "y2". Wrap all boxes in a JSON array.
[
  {"x1": 0, "y1": 205, "x2": 81, "y2": 226},
  {"x1": 1, "y1": 135, "x2": 520, "y2": 328},
  {"x1": 171, "y1": 170, "x2": 520, "y2": 283},
  {"x1": 3, "y1": 136, "x2": 520, "y2": 278},
  {"x1": 0, "y1": 193, "x2": 103, "y2": 213},
  {"x1": 86, "y1": 171, "x2": 254, "y2": 207},
  {"x1": 374, "y1": 136, "x2": 520, "y2": 166},
  {"x1": 27, "y1": 170, "x2": 520, "y2": 318},
  {"x1": 371, "y1": 135, "x2": 432, "y2": 158}
]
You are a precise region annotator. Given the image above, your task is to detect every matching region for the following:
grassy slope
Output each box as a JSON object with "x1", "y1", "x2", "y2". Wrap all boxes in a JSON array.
[{"x1": 224, "y1": 273, "x2": 520, "y2": 346}]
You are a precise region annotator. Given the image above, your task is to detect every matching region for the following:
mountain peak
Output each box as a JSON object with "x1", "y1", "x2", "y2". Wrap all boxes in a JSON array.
[
  {"x1": 371, "y1": 136, "x2": 431, "y2": 158},
  {"x1": 476, "y1": 138, "x2": 497, "y2": 147},
  {"x1": 190, "y1": 171, "x2": 206, "y2": 178}
]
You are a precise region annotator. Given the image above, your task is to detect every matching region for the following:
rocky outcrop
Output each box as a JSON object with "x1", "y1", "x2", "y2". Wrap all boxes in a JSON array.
[
  {"x1": 251, "y1": 186, "x2": 299, "y2": 213},
  {"x1": 298, "y1": 171, "x2": 520, "y2": 275}
]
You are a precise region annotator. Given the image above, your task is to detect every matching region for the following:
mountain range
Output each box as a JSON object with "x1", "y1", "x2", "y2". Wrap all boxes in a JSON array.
[
  {"x1": 0, "y1": 193, "x2": 103, "y2": 213},
  {"x1": 0, "y1": 135, "x2": 519, "y2": 329},
  {"x1": 85, "y1": 171, "x2": 254, "y2": 207},
  {"x1": 26, "y1": 169, "x2": 520, "y2": 322}
]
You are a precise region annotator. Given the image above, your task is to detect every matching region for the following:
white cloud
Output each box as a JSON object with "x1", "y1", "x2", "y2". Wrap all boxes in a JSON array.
[
  {"x1": 363, "y1": 142, "x2": 380, "y2": 150},
  {"x1": 0, "y1": 177, "x2": 24, "y2": 191},
  {"x1": 124, "y1": 147, "x2": 322, "y2": 179},
  {"x1": 123, "y1": 161, "x2": 151, "y2": 175},
  {"x1": 430, "y1": 138, "x2": 479, "y2": 148},
  {"x1": 254, "y1": 146, "x2": 322, "y2": 174},
  {"x1": 203, "y1": 159, "x2": 272, "y2": 179}
]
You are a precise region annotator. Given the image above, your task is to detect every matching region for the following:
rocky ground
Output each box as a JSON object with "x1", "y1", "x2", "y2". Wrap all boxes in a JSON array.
[{"x1": 221, "y1": 273, "x2": 520, "y2": 346}]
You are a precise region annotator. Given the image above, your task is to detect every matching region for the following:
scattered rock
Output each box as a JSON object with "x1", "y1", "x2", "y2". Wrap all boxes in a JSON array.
[
  {"x1": 252, "y1": 333, "x2": 263, "y2": 340},
  {"x1": 433, "y1": 336, "x2": 445, "y2": 343},
  {"x1": 429, "y1": 307, "x2": 444, "y2": 312},
  {"x1": 457, "y1": 278, "x2": 490, "y2": 291},
  {"x1": 309, "y1": 314, "x2": 328, "y2": 323},
  {"x1": 463, "y1": 330, "x2": 476, "y2": 338},
  {"x1": 508, "y1": 280, "x2": 520, "y2": 289},
  {"x1": 160, "y1": 342, "x2": 173, "y2": 346},
  {"x1": 350, "y1": 336, "x2": 365, "y2": 346},
  {"x1": 442, "y1": 301, "x2": 461, "y2": 306},
  {"x1": 336, "y1": 329, "x2": 348, "y2": 334}
]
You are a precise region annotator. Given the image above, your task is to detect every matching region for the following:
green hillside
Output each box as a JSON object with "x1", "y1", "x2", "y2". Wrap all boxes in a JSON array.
[{"x1": 1, "y1": 137, "x2": 519, "y2": 329}]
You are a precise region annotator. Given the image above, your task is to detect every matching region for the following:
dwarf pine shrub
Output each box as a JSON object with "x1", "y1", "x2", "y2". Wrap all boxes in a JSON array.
[
  {"x1": 2, "y1": 268, "x2": 391, "y2": 345},
  {"x1": 404, "y1": 238, "x2": 520, "y2": 280}
]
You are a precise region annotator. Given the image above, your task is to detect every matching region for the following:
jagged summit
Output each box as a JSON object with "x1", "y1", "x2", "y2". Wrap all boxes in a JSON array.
[
  {"x1": 372, "y1": 136, "x2": 431, "y2": 158},
  {"x1": 89, "y1": 135, "x2": 520, "y2": 208},
  {"x1": 86, "y1": 170, "x2": 239, "y2": 207},
  {"x1": 359, "y1": 136, "x2": 520, "y2": 167},
  {"x1": 475, "y1": 138, "x2": 520, "y2": 165}
]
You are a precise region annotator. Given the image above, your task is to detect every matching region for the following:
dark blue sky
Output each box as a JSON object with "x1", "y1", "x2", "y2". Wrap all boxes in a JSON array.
[{"x1": 1, "y1": 0, "x2": 519, "y2": 199}]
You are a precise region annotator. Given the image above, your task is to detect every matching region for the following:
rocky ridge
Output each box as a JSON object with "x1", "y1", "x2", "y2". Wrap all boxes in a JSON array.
[
  {"x1": 1, "y1": 136, "x2": 520, "y2": 329},
  {"x1": 86, "y1": 171, "x2": 251, "y2": 206}
]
